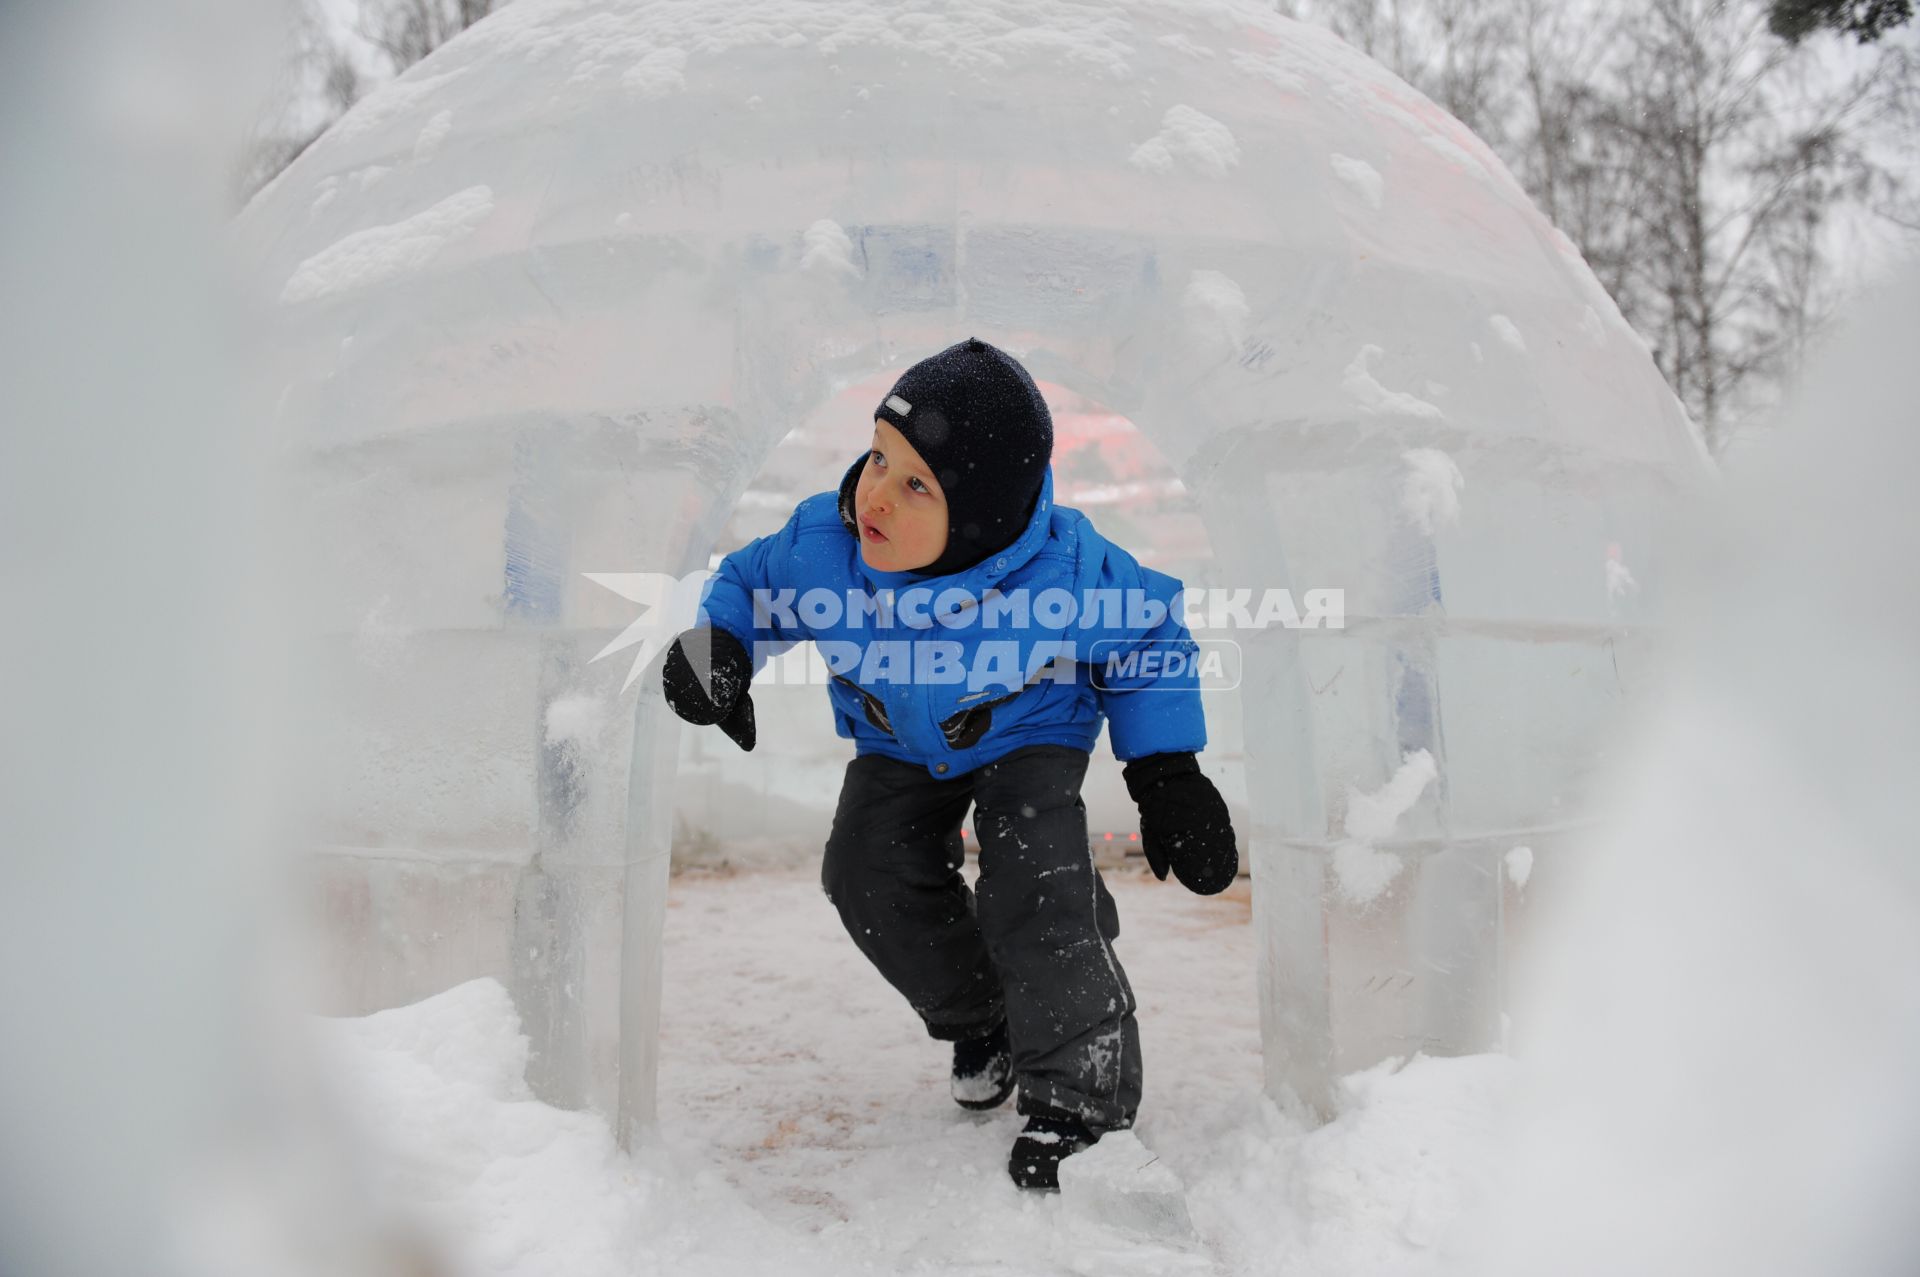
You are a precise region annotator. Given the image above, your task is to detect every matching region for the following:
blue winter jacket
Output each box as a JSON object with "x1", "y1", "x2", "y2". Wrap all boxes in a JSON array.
[{"x1": 696, "y1": 455, "x2": 1208, "y2": 779}]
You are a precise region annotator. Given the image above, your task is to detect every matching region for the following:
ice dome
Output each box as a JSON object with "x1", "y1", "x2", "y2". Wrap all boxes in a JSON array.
[{"x1": 239, "y1": 0, "x2": 1711, "y2": 1136}]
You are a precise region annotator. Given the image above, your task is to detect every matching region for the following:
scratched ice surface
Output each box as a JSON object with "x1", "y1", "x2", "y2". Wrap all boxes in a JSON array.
[{"x1": 236, "y1": 0, "x2": 1710, "y2": 1124}]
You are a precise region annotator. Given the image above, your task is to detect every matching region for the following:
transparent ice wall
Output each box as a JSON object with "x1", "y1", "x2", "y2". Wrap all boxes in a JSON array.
[{"x1": 236, "y1": 0, "x2": 1712, "y2": 1134}]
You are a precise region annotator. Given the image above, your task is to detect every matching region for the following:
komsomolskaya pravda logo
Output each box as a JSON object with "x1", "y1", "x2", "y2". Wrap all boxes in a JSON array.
[{"x1": 585, "y1": 571, "x2": 1341, "y2": 695}]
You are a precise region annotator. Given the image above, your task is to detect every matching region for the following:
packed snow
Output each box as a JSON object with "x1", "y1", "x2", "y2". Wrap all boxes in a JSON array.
[
  {"x1": 280, "y1": 185, "x2": 494, "y2": 303},
  {"x1": 1128, "y1": 105, "x2": 1243, "y2": 179},
  {"x1": 1502, "y1": 846, "x2": 1534, "y2": 892},
  {"x1": 1331, "y1": 750, "x2": 1437, "y2": 907},
  {"x1": 1182, "y1": 270, "x2": 1252, "y2": 354},
  {"x1": 412, "y1": 109, "x2": 454, "y2": 163},
  {"x1": 1487, "y1": 315, "x2": 1526, "y2": 354},
  {"x1": 543, "y1": 694, "x2": 610, "y2": 748},
  {"x1": 1342, "y1": 346, "x2": 1446, "y2": 420},
  {"x1": 314, "y1": 869, "x2": 1518, "y2": 1276},
  {"x1": 623, "y1": 47, "x2": 690, "y2": 99},
  {"x1": 799, "y1": 219, "x2": 859, "y2": 276},
  {"x1": 1398, "y1": 449, "x2": 1465, "y2": 534},
  {"x1": 1328, "y1": 154, "x2": 1384, "y2": 210}
]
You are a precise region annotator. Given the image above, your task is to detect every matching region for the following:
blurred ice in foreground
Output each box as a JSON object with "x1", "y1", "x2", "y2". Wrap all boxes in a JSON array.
[
  {"x1": 1479, "y1": 265, "x2": 1920, "y2": 1275},
  {"x1": 0, "y1": 3, "x2": 425, "y2": 1275}
]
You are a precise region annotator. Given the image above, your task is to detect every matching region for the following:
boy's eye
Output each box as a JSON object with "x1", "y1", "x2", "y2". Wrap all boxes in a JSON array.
[{"x1": 870, "y1": 449, "x2": 929, "y2": 495}]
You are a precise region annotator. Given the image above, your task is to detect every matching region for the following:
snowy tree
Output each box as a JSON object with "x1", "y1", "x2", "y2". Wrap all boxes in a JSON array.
[
  {"x1": 1542, "y1": 0, "x2": 1913, "y2": 451},
  {"x1": 1769, "y1": 0, "x2": 1916, "y2": 43},
  {"x1": 233, "y1": 1, "x2": 352, "y2": 204},
  {"x1": 234, "y1": 0, "x2": 509, "y2": 204},
  {"x1": 362, "y1": 0, "x2": 505, "y2": 75},
  {"x1": 1283, "y1": 0, "x2": 1919, "y2": 454}
]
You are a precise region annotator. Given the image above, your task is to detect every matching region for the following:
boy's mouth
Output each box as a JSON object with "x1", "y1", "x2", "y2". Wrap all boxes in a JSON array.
[{"x1": 860, "y1": 515, "x2": 888, "y2": 543}]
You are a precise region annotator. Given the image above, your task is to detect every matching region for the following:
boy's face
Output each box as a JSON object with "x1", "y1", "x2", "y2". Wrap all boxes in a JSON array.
[{"x1": 854, "y1": 417, "x2": 949, "y2": 571}]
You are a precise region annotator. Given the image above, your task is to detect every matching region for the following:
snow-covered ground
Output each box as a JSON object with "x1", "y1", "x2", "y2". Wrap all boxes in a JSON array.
[{"x1": 317, "y1": 867, "x2": 1516, "y2": 1277}]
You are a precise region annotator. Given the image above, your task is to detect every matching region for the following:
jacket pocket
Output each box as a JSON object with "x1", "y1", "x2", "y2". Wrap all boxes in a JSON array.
[
  {"x1": 831, "y1": 672, "x2": 894, "y2": 737},
  {"x1": 936, "y1": 651, "x2": 1077, "y2": 750},
  {"x1": 937, "y1": 689, "x2": 1021, "y2": 750}
]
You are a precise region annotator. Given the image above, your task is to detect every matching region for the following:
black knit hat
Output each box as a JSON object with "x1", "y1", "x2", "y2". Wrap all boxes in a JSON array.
[{"x1": 859, "y1": 337, "x2": 1054, "y2": 577}]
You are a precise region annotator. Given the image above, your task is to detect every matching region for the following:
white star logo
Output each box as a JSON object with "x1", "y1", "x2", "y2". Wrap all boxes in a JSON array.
[{"x1": 583, "y1": 569, "x2": 714, "y2": 692}]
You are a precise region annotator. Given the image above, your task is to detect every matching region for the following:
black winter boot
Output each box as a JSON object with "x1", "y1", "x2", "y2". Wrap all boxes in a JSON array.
[
  {"x1": 950, "y1": 1020, "x2": 1014, "y2": 1111},
  {"x1": 1007, "y1": 1108, "x2": 1097, "y2": 1191}
]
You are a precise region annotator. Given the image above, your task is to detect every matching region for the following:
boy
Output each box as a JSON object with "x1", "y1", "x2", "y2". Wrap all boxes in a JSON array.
[{"x1": 662, "y1": 338, "x2": 1238, "y2": 1190}]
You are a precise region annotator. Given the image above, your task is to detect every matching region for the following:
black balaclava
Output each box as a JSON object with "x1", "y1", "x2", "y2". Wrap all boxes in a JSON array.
[{"x1": 835, "y1": 337, "x2": 1054, "y2": 579}]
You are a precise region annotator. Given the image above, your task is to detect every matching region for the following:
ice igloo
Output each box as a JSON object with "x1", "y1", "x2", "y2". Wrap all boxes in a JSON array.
[{"x1": 240, "y1": 0, "x2": 1711, "y2": 1138}]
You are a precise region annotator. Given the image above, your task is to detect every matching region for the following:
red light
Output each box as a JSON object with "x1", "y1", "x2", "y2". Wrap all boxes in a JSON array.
[
  {"x1": 1128, "y1": 832, "x2": 1138, "y2": 842},
  {"x1": 1103, "y1": 832, "x2": 1113, "y2": 841}
]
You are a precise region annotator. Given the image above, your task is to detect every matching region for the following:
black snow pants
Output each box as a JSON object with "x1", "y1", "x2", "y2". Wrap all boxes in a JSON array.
[{"x1": 820, "y1": 743, "x2": 1142, "y2": 1132}]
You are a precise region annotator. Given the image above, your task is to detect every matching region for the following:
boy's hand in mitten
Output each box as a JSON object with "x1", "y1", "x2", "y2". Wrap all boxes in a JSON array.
[
  {"x1": 1122, "y1": 751, "x2": 1238, "y2": 895},
  {"x1": 661, "y1": 626, "x2": 756, "y2": 752}
]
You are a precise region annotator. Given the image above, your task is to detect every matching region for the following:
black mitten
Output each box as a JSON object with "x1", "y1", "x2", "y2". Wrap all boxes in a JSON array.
[
  {"x1": 661, "y1": 626, "x2": 756, "y2": 752},
  {"x1": 1122, "y1": 751, "x2": 1238, "y2": 895}
]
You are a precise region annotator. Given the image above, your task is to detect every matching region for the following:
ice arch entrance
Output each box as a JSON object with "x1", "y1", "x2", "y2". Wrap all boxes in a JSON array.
[
  {"x1": 242, "y1": 0, "x2": 1712, "y2": 1149},
  {"x1": 616, "y1": 358, "x2": 1274, "y2": 1142}
]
